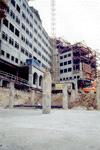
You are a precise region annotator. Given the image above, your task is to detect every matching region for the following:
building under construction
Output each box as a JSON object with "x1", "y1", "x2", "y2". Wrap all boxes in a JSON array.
[{"x1": 51, "y1": 37, "x2": 97, "y2": 91}]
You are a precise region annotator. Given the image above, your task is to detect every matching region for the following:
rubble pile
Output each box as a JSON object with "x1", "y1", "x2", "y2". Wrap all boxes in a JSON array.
[{"x1": 68, "y1": 89, "x2": 97, "y2": 109}]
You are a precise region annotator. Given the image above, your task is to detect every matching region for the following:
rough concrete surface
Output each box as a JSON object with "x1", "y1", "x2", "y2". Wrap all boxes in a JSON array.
[{"x1": 0, "y1": 109, "x2": 100, "y2": 150}]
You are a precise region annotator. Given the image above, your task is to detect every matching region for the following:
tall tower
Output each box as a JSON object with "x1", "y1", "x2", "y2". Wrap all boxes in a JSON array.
[{"x1": 51, "y1": 0, "x2": 57, "y2": 83}]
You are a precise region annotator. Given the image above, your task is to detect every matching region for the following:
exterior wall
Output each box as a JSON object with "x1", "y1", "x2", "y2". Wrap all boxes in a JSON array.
[{"x1": 0, "y1": 0, "x2": 52, "y2": 90}]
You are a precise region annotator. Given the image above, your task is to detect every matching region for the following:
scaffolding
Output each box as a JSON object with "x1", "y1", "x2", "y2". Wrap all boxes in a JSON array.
[{"x1": 0, "y1": 0, "x2": 9, "y2": 19}]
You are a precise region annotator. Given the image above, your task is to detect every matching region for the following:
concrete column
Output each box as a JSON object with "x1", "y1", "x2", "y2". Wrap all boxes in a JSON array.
[
  {"x1": 0, "y1": 79, "x2": 3, "y2": 87},
  {"x1": 75, "y1": 79, "x2": 78, "y2": 93},
  {"x1": 9, "y1": 82, "x2": 14, "y2": 108},
  {"x1": 42, "y1": 72, "x2": 51, "y2": 114},
  {"x1": 62, "y1": 83, "x2": 68, "y2": 109},
  {"x1": 28, "y1": 65, "x2": 32, "y2": 86},
  {"x1": 97, "y1": 70, "x2": 100, "y2": 110},
  {"x1": 31, "y1": 90, "x2": 35, "y2": 105},
  {"x1": 7, "y1": 82, "x2": 10, "y2": 88}
]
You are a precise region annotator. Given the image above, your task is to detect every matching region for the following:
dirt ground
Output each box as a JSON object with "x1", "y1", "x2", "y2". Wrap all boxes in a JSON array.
[{"x1": 0, "y1": 87, "x2": 97, "y2": 109}]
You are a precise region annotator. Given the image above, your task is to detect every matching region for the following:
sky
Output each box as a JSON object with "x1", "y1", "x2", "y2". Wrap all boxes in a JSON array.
[{"x1": 28, "y1": 0, "x2": 100, "y2": 53}]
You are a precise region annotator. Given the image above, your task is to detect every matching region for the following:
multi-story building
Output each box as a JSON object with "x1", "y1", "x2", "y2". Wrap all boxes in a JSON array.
[
  {"x1": 0, "y1": 0, "x2": 52, "y2": 91},
  {"x1": 56, "y1": 39, "x2": 97, "y2": 90}
]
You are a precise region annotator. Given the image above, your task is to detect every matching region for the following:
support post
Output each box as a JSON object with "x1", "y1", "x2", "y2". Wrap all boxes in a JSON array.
[
  {"x1": 9, "y1": 82, "x2": 14, "y2": 108},
  {"x1": 31, "y1": 90, "x2": 35, "y2": 105},
  {"x1": 42, "y1": 72, "x2": 51, "y2": 114},
  {"x1": 97, "y1": 70, "x2": 100, "y2": 110},
  {"x1": 62, "y1": 83, "x2": 68, "y2": 109},
  {"x1": 0, "y1": 79, "x2": 3, "y2": 87}
]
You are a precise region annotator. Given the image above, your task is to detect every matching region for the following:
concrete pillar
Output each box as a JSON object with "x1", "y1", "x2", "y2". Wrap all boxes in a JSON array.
[
  {"x1": 75, "y1": 79, "x2": 78, "y2": 93},
  {"x1": 42, "y1": 72, "x2": 51, "y2": 114},
  {"x1": 62, "y1": 83, "x2": 68, "y2": 109},
  {"x1": 7, "y1": 82, "x2": 10, "y2": 88},
  {"x1": 9, "y1": 82, "x2": 14, "y2": 108},
  {"x1": 28, "y1": 65, "x2": 33, "y2": 86},
  {"x1": 31, "y1": 90, "x2": 35, "y2": 105},
  {"x1": 0, "y1": 79, "x2": 3, "y2": 87},
  {"x1": 97, "y1": 70, "x2": 100, "y2": 110}
]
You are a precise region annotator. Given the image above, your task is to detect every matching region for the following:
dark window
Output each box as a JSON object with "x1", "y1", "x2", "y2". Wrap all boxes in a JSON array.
[
  {"x1": 68, "y1": 53, "x2": 71, "y2": 57},
  {"x1": 6, "y1": 7, "x2": 9, "y2": 14},
  {"x1": 3, "y1": 19, "x2": 8, "y2": 27},
  {"x1": 68, "y1": 68, "x2": 72, "y2": 72},
  {"x1": 15, "y1": 42, "x2": 19, "y2": 49},
  {"x1": 60, "y1": 78, "x2": 62, "y2": 81},
  {"x1": 2, "y1": 32, "x2": 8, "y2": 41},
  {"x1": 21, "y1": 47, "x2": 24, "y2": 53},
  {"x1": 60, "y1": 56, "x2": 63, "y2": 59},
  {"x1": 10, "y1": 10, "x2": 15, "y2": 19},
  {"x1": 66, "y1": 77, "x2": 68, "y2": 80},
  {"x1": 1, "y1": 50, "x2": 5, "y2": 56},
  {"x1": 22, "y1": 23, "x2": 25, "y2": 30},
  {"x1": 30, "y1": 23, "x2": 33, "y2": 28},
  {"x1": 70, "y1": 77, "x2": 72, "y2": 79},
  {"x1": 16, "y1": 4, "x2": 20, "y2": 13},
  {"x1": 64, "y1": 69, "x2": 67, "y2": 73},
  {"x1": 64, "y1": 55, "x2": 67, "y2": 58},
  {"x1": 15, "y1": 58, "x2": 18, "y2": 63},
  {"x1": 15, "y1": 29, "x2": 19, "y2": 37},
  {"x1": 29, "y1": 54, "x2": 32, "y2": 58},
  {"x1": 68, "y1": 60, "x2": 71, "y2": 64},
  {"x1": 34, "y1": 47, "x2": 37, "y2": 53},
  {"x1": 34, "y1": 38, "x2": 37, "y2": 43},
  {"x1": 23, "y1": 3, "x2": 26, "y2": 9},
  {"x1": 64, "y1": 61, "x2": 67, "y2": 65},
  {"x1": 29, "y1": 43, "x2": 32, "y2": 49},
  {"x1": 26, "y1": 18, "x2": 29, "y2": 24},
  {"x1": 26, "y1": 39, "x2": 29, "y2": 45},
  {"x1": 26, "y1": 28, "x2": 29, "y2": 35},
  {"x1": 30, "y1": 33, "x2": 33, "y2": 38},
  {"x1": 60, "y1": 70, "x2": 63, "y2": 74},
  {"x1": 16, "y1": 16, "x2": 20, "y2": 25},
  {"x1": 9, "y1": 23, "x2": 14, "y2": 32},
  {"x1": 21, "y1": 35, "x2": 25, "y2": 42},
  {"x1": 38, "y1": 42, "x2": 41, "y2": 47},
  {"x1": 34, "y1": 28, "x2": 37, "y2": 34},
  {"x1": 34, "y1": 19, "x2": 37, "y2": 25},
  {"x1": 9, "y1": 37, "x2": 13, "y2": 45},
  {"x1": 60, "y1": 63, "x2": 63, "y2": 66},
  {"x1": 22, "y1": 12, "x2": 26, "y2": 19},
  {"x1": 77, "y1": 76, "x2": 80, "y2": 79},
  {"x1": 38, "y1": 34, "x2": 41, "y2": 39},
  {"x1": 6, "y1": 53, "x2": 10, "y2": 58},
  {"x1": 11, "y1": 0, "x2": 15, "y2": 7},
  {"x1": 38, "y1": 51, "x2": 41, "y2": 56},
  {"x1": 74, "y1": 76, "x2": 76, "y2": 79},
  {"x1": 38, "y1": 25, "x2": 41, "y2": 30},
  {"x1": 27, "y1": 8, "x2": 30, "y2": 14},
  {"x1": 30, "y1": 13, "x2": 33, "y2": 19},
  {"x1": 25, "y1": 51, "x2": 28, "y2": 56},
  {"x1": 63, "y1": 78, "x2": 65, "y2": 80},
  {"x1": 33, "y1": 56, "x2": 37, "y2": 60},
  {"x1": 11, "y1": 56, "x2": 14, "y2": 61}
]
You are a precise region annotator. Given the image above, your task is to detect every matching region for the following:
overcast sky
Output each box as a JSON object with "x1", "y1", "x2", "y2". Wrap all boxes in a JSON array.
[{"x1": 28, "y1": 0, "x2": 100, "y2": 53}]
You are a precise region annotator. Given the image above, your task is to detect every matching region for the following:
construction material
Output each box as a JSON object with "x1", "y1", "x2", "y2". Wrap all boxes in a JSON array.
[{"x1": 42, "y1": 72, "x2": 51, "y2": 114}]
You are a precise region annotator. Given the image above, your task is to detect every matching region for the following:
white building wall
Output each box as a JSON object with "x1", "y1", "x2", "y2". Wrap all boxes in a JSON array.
[{"x1": 0, "y1": 0, "x2": 52, "y2": 90}]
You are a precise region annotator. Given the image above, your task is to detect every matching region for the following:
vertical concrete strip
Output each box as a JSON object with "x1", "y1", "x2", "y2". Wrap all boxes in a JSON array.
[
  {"x1": 31, "y1": 90, "x2": 35, "y2": 105},
  {"x1": 97, "y1": 70, "x2": 100, "y2": 110},
  {"x1": 62, "y1": 83, "x2": 68, "y2": 109},
  {"x1": 0, "y1": 79, "x2": 3, "y2": 87},
  {"x1": 42, "y1": 72, "x2": 51, "y2": 114},
  {"x1": 9, "y1": 82, "x2": 14, "y2": 108}
]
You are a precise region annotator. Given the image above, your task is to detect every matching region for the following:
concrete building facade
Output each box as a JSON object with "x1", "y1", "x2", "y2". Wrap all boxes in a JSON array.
[{"x1": 0, "y1": 0, "x2": 52, "y2": 91}]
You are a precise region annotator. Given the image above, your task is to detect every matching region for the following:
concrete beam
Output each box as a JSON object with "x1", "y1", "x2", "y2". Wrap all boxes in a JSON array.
[{"x1": 42, "y1": 72, "x2": 51, "y2": 114}]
